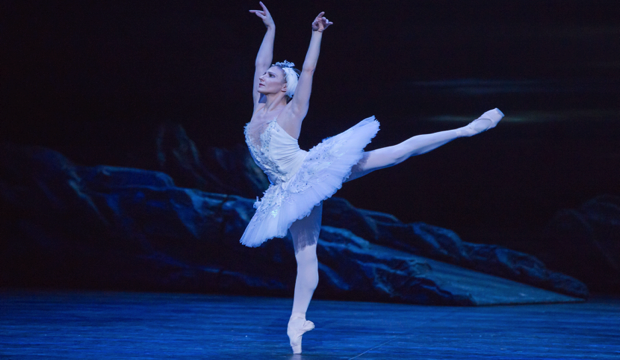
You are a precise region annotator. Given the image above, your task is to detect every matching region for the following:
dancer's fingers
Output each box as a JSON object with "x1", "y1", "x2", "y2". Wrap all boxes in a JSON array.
[{"x1": 249, "y1": 10, "x2": 265, "y2": 18}]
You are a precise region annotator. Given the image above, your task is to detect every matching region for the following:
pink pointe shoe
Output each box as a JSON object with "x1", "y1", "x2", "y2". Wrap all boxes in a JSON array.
[
  {"x1": 287, "y1": 314, "x2": 315, "y2": 354},
  {"x1": 456, "y1": 108, "x2": 504, "y2": 137}
]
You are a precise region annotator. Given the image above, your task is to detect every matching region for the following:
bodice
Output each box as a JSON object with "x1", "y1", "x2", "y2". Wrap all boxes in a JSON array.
[{"x1": 244, "y1": 119, "x2": 308, "y2": 185}]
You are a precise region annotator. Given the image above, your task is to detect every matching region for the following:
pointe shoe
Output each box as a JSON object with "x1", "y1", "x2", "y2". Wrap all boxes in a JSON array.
[
  {"x1": 456, "y1": 108, "x2": 504, "y2": 137},
  {"x1": 287, "y1": 314, "x2": 315, "y2": 354}
]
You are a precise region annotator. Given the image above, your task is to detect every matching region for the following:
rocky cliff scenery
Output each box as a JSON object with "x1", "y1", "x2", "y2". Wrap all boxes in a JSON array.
[
  {"x1": 541, "y1": 195, "x2": 620, "y2": 293},
  {"x1": 3, "y1": 125, "x2": 617, "y2": 306}
]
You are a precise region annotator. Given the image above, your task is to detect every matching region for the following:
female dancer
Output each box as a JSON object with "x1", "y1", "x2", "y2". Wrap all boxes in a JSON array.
[{"x1": 244, "y1": 2, "x2": 503, "y2": 354}]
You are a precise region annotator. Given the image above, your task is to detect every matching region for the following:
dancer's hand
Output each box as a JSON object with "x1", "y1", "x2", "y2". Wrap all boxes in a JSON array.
[
  {"x1": 250, "y1": 1, "x2": 275, "y2": 29},
  {"x1": 312, "y1": 12, "x2": 333, "y2": 32}
]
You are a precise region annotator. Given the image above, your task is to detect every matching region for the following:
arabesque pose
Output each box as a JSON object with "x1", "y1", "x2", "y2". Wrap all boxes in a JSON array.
[{"x1": 243, "y1": 2, "x2": 504, "y2": 354}]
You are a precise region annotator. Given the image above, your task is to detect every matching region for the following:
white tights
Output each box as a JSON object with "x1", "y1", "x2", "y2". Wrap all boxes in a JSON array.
[
  {"x1": 287, "y1": 114, "x2": 497, "y2": 317},
  {"x1": 289, "y1": 203, "x2": 322, "y2": 318}
]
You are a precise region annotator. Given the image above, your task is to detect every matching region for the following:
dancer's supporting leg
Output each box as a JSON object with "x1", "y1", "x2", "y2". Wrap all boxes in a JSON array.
[
  {"x1": 348, "y1": 108, "x2": 503, "y2": 181},
  {"x1": 287, "y1": 202, "x2": 322, "y2": 354}
]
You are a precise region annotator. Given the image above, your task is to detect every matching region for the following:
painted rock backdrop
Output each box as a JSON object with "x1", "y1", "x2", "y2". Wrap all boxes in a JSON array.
[{"x1": 1, "y1": 124, "x2": 614, "y2": 305}]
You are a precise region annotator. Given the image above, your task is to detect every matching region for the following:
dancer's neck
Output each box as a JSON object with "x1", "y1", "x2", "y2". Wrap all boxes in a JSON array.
[{"x1": 262, "y1": 93, "x2": 287, "y2": 112}]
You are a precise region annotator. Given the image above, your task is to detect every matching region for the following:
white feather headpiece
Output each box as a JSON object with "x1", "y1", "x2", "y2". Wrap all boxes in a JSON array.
[{"x1": 274, "y1": 60, "x2": 299, "y2": 98}]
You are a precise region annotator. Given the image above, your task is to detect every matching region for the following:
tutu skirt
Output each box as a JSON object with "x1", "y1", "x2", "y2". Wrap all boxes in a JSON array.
[{"x1": 240, "y1": 116, "x2": 379, "y2": 247}]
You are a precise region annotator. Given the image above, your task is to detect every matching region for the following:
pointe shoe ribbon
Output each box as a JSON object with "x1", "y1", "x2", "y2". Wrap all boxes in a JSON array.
[
  {"x1": 457, "y1": 108, "x2": 504, "y2": 137},
  {"x1": 287, "y1": 316, "x2": 315, "y2": 354}
]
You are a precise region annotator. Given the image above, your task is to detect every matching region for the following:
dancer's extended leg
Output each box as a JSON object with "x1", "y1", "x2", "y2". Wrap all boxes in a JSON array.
[
  {"x1": 287, "y1": 203, "x2": 322, "y2": 354},
  {"x1": 348, "y1": 108, "x2": 503, "y2": 181}
]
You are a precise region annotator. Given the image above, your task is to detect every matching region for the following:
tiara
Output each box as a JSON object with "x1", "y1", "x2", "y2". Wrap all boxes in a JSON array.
[{"x1": 274, "y1": 60, "x2": 295, "y2": 68}]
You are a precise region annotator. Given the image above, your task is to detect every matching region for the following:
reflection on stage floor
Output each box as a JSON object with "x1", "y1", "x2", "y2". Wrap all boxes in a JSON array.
[{"x1": 1, "y1": 289, "x2": 618, "y2": 359}]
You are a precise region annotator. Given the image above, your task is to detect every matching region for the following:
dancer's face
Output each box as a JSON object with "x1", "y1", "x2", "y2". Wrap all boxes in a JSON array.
[{"x1": 258, "y1": 66, "x2": 287, "y2": 95}]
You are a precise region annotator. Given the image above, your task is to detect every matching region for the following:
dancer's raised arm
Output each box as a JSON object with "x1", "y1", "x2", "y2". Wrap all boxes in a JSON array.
[
  {"x1": 250, "y1": 2, "x2": 275, "y2": 109},
  {"x1": 288, "y1": 12, "x2": 333, "y2": 121}
]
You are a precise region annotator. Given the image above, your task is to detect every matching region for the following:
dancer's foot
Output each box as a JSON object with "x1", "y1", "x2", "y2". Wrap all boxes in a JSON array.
[
  {"x1": 287, "y1": 313, "x2": 315, "y2": 354},
  {"x1": 456, "y1": 108, "x2": 504, "y2": 137}
]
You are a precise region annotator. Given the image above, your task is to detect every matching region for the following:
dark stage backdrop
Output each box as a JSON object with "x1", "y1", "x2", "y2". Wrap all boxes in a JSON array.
[{"x1": 2, "y1": 0, "x2": 619, "y2": 244}]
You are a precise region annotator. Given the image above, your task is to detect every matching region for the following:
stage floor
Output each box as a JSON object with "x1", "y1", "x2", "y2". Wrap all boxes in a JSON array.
[{"x1": 1, "y1": 289, "x2": 618, "y2": 359}]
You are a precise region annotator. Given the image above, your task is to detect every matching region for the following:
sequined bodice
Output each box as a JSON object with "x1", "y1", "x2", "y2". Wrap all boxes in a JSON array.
[{"x1": 244, "y1": 119, "x2": 308, "y2": 185}]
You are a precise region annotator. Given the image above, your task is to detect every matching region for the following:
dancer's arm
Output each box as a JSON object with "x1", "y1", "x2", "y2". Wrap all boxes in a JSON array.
[
  {"x1": 250, "y1": 2, "x2": 275, "y2": 109},
  {"x1": 288, "y1": 12, "x2": 333, "y2": 122}
]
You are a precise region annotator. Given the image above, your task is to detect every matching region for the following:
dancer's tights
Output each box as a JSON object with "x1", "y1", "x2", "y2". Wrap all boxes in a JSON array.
[
  {"x1": 348, "y1": 125, "x2": 473, "y2": 181},
  {"x1": 289, "y1": 203, "x2": 322, "y2": 317}
]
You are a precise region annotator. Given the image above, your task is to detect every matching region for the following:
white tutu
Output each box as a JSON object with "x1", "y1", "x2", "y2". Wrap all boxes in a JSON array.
[{"x1": 241, "y1": 116, "x2": 379, "y2": 247}]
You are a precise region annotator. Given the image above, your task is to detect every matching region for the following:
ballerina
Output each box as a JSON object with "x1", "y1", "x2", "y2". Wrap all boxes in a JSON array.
[{"x1": 244, "y1": 2, "x2": 503, "y2": 354}]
